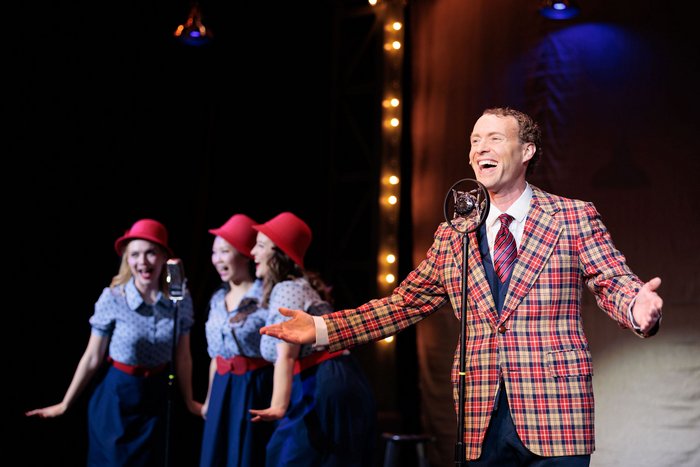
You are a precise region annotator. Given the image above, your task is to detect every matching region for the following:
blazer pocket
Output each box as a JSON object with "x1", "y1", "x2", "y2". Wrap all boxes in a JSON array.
[{"x1": 545, "y1": 346, "x2": 593, "y2": 378}]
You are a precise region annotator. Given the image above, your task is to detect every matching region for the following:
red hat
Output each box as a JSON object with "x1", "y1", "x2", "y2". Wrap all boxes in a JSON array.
[
  {"x1": 253, "y1": 212, "x2": 312, "y2": 269},
  {"x1": 114, "y1": 219, "x2": 174, "y2": 258},
  {"x1": 208, "y1": 214, "x2": 258, "y2": 259}
]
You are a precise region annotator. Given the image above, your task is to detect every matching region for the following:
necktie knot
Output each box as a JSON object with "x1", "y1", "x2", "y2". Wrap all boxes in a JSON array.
[{"x1": 498, "y1": 214, "x2": 513, "y2": 229}]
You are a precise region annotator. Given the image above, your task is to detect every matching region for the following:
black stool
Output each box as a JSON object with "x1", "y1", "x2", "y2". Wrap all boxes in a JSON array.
[{"x1": 381, "y1": 433, "x2": 434, "y2": 467}]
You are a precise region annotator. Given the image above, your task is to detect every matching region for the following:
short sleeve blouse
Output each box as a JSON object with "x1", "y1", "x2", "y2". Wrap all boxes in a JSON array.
[
  {"x1": 89, "y1": 277, "x2": 194, "y2": 368},
  {"x1": 260, "y1": 278, "x2": 330, "y2": 363},
  {"x1": 204, "y1": 279, "x2": 268, "y2": 359}
]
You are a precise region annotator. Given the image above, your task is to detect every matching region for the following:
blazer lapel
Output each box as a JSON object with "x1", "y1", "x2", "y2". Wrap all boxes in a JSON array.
[
  {"x1": 448, "y1": 217, "x2": 499, "y2": 328},
  {"x1": 501, "y1": 187, "x2": 562, "y2": 321}
]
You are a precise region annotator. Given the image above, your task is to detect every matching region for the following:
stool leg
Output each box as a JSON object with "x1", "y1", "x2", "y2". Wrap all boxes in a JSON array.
[
  {"x1": 383, "y1": 441, "x2": 399, "y2": 467},
  {"x1": 416, "y1": 441, "x2": 429, "y2": 467}
]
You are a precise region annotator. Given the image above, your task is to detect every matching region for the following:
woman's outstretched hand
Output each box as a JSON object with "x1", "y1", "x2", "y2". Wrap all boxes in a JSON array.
[
  {"x1": 25, "y1": 403, "x2": 67, "y2": 419},
  {"x1": 260, "y1": 308, "x2": 316, "y2": 345},
  {"x1": 249, "y1": 406, "x2": 287, "y2": 422}
]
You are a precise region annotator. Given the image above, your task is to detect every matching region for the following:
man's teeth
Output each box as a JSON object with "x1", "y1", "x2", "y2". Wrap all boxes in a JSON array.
[{"x1": 479, "y1": 160, "x2": 497, "y2": 168}]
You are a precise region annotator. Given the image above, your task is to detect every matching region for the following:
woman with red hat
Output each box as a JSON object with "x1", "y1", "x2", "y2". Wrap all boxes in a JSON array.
[
  {"x1": 26, "y1": 219, "x2": 201, "y2": 466},
  {"x1": 248, "y1": 212, "x2": 377, "y2": 467},
  {"x1": 199, "y1": 214, "x2": 275, "y2": 467}
]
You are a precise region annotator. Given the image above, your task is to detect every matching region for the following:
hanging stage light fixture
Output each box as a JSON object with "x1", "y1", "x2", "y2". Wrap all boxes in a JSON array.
[
  {"x1": 174, "y1": 2, "x2": 214, "y2": 46},
  {"x1": 538, "y1": 0, "x2": 581, "y2": 20}
]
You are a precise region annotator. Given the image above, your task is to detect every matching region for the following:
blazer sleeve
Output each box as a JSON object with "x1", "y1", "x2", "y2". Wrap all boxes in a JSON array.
[
  {"x1": 576, "y1": 202, "x2": 656, "y2": 337},
  {"x1": 324, "y1": 224, "x2": 452, "y2": 353}
]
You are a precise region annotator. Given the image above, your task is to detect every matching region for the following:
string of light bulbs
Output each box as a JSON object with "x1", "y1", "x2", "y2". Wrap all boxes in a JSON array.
[{"x1": 372, "y1": 0, "x2": 405, "y2": 314}]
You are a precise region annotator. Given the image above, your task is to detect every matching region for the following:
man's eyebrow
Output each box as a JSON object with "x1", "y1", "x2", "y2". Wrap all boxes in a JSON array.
[{"x1": 470, "y1": 131, "x2": 506, "y2": 138}]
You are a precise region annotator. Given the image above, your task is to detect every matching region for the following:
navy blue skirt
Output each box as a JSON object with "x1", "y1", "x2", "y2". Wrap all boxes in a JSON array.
[
  {"x1": 87, "y1": 365, "x2": 168, "y2": 467},
  {"x1": 265, "y1": 353, "x2": 377, "y2": 467},
  {"x1": 200, "y1": 364, "x2": 275, "y2": 467}
]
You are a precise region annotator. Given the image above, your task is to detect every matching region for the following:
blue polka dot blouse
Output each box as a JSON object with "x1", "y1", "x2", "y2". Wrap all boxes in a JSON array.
[
  {"x1": 204, "y1": 279, "x2": 268, "y2": 359},
  {"x1": 260, "y1": 278, "x2": 333, "y2": 363},
  {"x1": 90, "y1": 277, "x2": 194, "y2": 368}
]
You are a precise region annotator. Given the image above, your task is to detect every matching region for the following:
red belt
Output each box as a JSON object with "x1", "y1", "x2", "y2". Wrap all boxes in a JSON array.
[
  {"x1": 293, "y1": 350, "x2": 346, "y2": 375},
  {"x1": 216, "y1": 355, "x2": 272, "y2": 375},
  {"x1": 109, "y1": 357, "x2": 168, "y2": 377}
]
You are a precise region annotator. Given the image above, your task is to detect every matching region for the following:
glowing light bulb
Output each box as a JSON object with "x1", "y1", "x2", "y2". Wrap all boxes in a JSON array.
[
  {"x1": 390, "y1": 118, "x2": 399, "y2": 127},
  {"x1": 392, "y1": 41, "x2": 401, "y2": 50},
  {"x1": 369, "y1": 0, "x2": 377, "y2": 5},
  {"x1": 386, "y1": 254, "x2": 396, "y2": 263},
  {"x1": 390, "y1": 98, "x2": 399, "y2": 107},
  {"x1": 393, "y1": 22, "x2": 402, "y2": 30},
  {"x1": 388, "y1": 196, "x2": 397, "y2": 204},
  {"x1": 384, "y1": 336, "x2": 394, "y2": 343},
  {"x1": 389, "y1": 175, "x2": 399, "y2": 185},
  {"x1": 386, "y1": 274, "x2": 395, "y2": 283}
]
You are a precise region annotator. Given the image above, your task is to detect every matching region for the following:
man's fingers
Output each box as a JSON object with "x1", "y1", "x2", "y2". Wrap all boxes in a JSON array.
[
  {"x1": 259, "y1": 325, "x2": 281, "y2": 337},
  {"x1": 644, "y1": 277, "x2": 662, "y2": 293},
  {"x1": 655, "y1": 297, "x2": 664, "y2": 310},
  {"x1": 279, "y1": 307, "x2": 299, "y2": 317},
  {"x1": 644, "y1": 278, "x2": 663, "y2": 316}
]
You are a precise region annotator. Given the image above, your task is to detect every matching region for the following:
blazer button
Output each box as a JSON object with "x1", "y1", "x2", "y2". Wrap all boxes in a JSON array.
[{"x1": 498, "y1": 325, "x2": 506, "y2": 334}]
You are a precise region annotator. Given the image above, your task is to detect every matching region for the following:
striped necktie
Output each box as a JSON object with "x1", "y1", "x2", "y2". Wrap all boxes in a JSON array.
[{"x1": 494, "y1": 214, "x2": 517, "y2": 282}]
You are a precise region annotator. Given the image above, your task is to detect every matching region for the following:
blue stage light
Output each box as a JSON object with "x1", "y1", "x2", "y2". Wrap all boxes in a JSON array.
[{"x1": 539, "y1": 0, "x2": 580, "y2": 19}]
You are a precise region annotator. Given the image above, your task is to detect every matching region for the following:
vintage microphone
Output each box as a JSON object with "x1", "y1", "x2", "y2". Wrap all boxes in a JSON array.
[
  {"x1": 164, "y1": 258, "x2": 187, "y2": 467},
  {"x1": 443, "y1": 179, "x2": 490, "y2": 467}
]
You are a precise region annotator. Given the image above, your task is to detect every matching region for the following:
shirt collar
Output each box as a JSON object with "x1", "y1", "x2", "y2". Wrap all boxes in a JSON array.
[
  {"x1": 486, "y1": 182, "x2": 533, "y2": 227},
  {"x1": 125, "y1": 277, "x2": 166, "y2": 310}
]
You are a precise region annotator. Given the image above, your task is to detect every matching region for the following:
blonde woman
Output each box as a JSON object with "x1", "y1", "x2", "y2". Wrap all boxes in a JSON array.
[{"x1": 26, "y1": 219, "x2": 201, "y2": 466}]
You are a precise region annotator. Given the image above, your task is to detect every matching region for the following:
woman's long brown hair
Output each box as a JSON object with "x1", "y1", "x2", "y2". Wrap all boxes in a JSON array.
[{"x1": 260, "y1": 246, "x2": 332, "y2": 308}]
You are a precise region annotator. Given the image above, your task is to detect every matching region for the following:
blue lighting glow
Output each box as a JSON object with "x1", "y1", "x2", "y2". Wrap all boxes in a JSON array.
[
  {"x1": 539, "y1": 1, "x2": 580, "y2": 20},
  {"x1": 189, "y1": 31, "x2": 201, "y2": 37}
]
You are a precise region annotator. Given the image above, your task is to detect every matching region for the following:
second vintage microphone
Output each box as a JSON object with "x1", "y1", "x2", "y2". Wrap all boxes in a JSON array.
[{"x1": 166, "y1": 258, "x2": 187, "y2": 301}]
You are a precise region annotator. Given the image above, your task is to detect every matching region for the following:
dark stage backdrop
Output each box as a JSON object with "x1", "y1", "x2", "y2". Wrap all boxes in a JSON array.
[{"x1": 407, "y1": 1, "x2": 699, "y2": 466}]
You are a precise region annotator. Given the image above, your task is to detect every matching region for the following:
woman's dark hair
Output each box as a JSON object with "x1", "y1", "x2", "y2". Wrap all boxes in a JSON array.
[{"x1": 261, "y1": 246, "x2": 332, "y2": 308}]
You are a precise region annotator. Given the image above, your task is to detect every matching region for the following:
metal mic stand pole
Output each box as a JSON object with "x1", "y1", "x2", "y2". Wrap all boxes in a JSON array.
[
  {"x1": 455, "y1": 232, "x2": 469, "y2": 466},
  {"x1": 165, "y1": 298, "x2": 178, "y2": 467},
  {"x1": 454, "y1": 230, "x2": 469, "y2": 467},
  {"x1": 444, "y1": 179, "x2": 489, "y2": 467}
]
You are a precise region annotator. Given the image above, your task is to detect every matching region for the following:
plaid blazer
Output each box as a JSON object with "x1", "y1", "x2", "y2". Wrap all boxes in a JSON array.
[{"x1": 324, "y1": 186, "x2": 651, "y2": 459}]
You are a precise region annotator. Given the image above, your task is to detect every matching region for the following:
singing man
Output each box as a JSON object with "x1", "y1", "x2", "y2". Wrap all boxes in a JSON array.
[{"x1": 260, "y1": 107, "x2": 663, "y2": 466}]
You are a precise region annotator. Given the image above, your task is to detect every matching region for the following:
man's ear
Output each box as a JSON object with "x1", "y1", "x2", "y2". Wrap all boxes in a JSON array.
[{"x1": 522, "y1": 142, "x2": 535, "y2": 163}]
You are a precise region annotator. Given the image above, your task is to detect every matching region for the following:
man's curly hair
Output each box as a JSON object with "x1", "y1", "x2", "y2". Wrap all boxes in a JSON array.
[{"x1": 482, "y1": 107, "x2": 542, "y2": 176}]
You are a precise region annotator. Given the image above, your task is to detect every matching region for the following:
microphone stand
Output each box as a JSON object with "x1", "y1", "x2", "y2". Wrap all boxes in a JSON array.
[
  {"x1": 165, "y1": 297, "x2": 178, "y2": 467},
  {"x1": 164, "y1": 259, "x2": 186, "y2": 467},
  {"x1": 443, "y1": 179, "x2": 489, "y2": 467}
]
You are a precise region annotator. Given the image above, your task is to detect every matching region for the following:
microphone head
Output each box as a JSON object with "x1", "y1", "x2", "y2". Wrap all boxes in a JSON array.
[
  {"x1": 166, "y1": 258, "x2": 186, "y2": 300},
  {"x1": 444, "y1": 178, "x2": 490, "y2": 235},
  {"x1": 453, "y1": 190, "x2": 477, "y2": 218}
]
